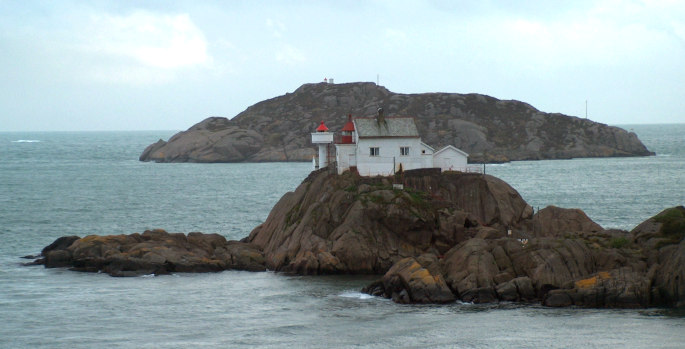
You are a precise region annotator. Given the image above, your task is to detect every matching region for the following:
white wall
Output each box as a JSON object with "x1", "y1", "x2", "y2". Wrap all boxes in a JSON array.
[
  {"x1": 356, "y1": 137, "x2": 427, "y2": 176},
  {"x1": 419, "y1": 143, "x2": 435, "y2": 168},
  {"x1": 335, "y1": 144, "x2": 356, "y2": 174}
]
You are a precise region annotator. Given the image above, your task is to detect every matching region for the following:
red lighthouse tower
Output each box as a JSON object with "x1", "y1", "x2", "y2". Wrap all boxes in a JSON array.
[{"x1": 340, "y1": 114, "x2": 355, "y2": 144}]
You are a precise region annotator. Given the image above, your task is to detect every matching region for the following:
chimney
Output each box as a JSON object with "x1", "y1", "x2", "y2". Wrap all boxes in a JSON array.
[{"x1": 377, "y1": 107, "x2": 385, "y2": 124}]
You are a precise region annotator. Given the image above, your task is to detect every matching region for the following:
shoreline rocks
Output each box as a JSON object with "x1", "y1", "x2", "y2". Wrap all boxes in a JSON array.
[
  {"x1": 28, "y1": 229, "x2": 266, "y2": 277},
  {"x1": 27, "y1": 169, "x2": 684, "y2": 309}
]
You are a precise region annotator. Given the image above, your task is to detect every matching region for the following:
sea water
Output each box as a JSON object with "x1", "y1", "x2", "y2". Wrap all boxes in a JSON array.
[{"x1": 1, "y1": 125, "x2": 684, "y2": 348}]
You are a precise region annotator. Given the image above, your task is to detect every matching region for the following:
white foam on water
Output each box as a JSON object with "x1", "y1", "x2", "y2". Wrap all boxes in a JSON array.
[
  {"x1": 339, "y1": 291, "x2": 375, "y2": 300},
  {"x1": 11, "y1": 139, "x2": 41, "y2": 143}
]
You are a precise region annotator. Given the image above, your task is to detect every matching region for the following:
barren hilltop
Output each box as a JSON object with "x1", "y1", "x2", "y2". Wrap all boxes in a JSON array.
[{"x1": 140, "y1": 82, "x2": 653, "y2": 163}]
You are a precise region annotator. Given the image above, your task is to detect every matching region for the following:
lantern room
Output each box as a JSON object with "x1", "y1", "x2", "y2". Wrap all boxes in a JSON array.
[
  {"x1": 340, "y1": 114, "x2": 356, "y2": 144},
  {"x1": 311, "y1": 121, "x2": 333, "y2": 169}
]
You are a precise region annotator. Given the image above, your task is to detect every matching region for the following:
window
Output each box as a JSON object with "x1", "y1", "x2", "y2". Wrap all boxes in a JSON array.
[
  {"x1": 400, "y1": 147, "x2": 410, "y2": 156},
  {"x1": 369, "y1": 147, "x2": 379, "y2": 156}
]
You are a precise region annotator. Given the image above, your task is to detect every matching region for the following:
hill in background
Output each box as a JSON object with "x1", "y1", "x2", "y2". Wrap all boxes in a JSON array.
[{"x1": 140, "y1": 82, "x2": 653, "y2": 163}]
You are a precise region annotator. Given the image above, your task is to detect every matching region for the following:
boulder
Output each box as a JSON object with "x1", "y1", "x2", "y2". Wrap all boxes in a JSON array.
[
  {"x1": 496, "y1": 277, "x2": 535, "y2": 302},
  {"x1": 362, "y1": 255, "x2": 455, "y2": 304},
  {"x1": 526, "y1": 205, "x2": 603, "y2": 237},
  {"x1": 442, "y1": 238, "x2": 500, "y2": 303}
]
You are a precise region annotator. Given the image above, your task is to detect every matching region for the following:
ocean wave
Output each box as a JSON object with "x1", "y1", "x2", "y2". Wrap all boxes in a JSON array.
[{"x1": 11, "y1": 140, "x2": 41, "y2": 143}]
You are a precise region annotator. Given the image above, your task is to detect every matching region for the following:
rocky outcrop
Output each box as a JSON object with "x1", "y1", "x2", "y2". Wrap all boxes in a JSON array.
[
  {"x1": 363, "y1": 204, "x2": 684, "y2": 308},
  {"x1": 139, "y1": 118, "x2": 264, "y2": 162},
  {"x1": 139, "y1": 82, "x2": 654, "y2": 163},
  {"x1": 29, "y1": 169, "x2": 683, "y2": 309},
  {"x1": 435, "y1": 235, "x2": 651, "y2": 307},
  {"x1": 246, "y1": 168, "x2": 533, "y2": 274},
  {"x1": 30, "y1": 229, "x2": 265, "y2": 276},
  {"x1": 244, "y1": 168, "x2": 683, "y2": 308}
]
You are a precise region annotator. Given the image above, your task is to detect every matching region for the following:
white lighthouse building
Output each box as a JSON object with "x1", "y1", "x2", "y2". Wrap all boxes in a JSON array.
[
  {"x1": 314, "y1": 109, "x2": 471, "y2": 176},
  {"x1": 311, "y1": 121, "x2": 333, "y2": 169}
]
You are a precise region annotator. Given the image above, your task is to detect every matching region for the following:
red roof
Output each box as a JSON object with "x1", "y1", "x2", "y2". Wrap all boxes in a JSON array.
[
  {"x1": 341, "y1": 114, "x2": 355, "y2": 132},
  {"x1": 316, "y1": 121, "x2": 329, "y2": 132}
]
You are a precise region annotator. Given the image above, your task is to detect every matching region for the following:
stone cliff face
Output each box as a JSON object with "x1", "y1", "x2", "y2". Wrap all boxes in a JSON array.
[{"x1": 139, "y1": 82, "x2": 654, "y2": 163}]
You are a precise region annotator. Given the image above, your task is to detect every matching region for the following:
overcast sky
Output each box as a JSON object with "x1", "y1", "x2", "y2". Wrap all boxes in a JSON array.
[{"x1": 1, "y1": 0, "x2": 683, "y2": 131}]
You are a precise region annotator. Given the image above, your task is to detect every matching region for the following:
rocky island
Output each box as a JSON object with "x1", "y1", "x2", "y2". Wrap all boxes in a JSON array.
[
  {"x1": 139, "y1": 82, "x2": 653, "y2": 164},
  {"x1": 28, "y1": 167, "x2": 685, "y2": 308}
]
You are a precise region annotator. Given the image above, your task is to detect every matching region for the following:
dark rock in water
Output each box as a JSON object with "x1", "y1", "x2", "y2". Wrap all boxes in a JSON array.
[
  {"x1": 31, "y1": 229, "x2": 266, "y2": 276},
  {"x1": 139, "y1": 82, "x2": 654, "y2": 163},
  {"x1": 42, "y1": 235, "x2": 80, "y2": 255},
  {"x1": 23, "y1": 235, "x2": 81, "y2": 267}
]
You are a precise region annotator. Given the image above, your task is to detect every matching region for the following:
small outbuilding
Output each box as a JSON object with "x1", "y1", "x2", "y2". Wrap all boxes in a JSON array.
[{"x1": 433, "y1": 145, "x2": 469, "y2": 172}]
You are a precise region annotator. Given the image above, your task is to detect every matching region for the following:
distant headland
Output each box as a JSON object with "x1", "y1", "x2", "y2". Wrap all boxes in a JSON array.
[{"x1": 139, "y1": 82, "x2": 654, "y2": 164}]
